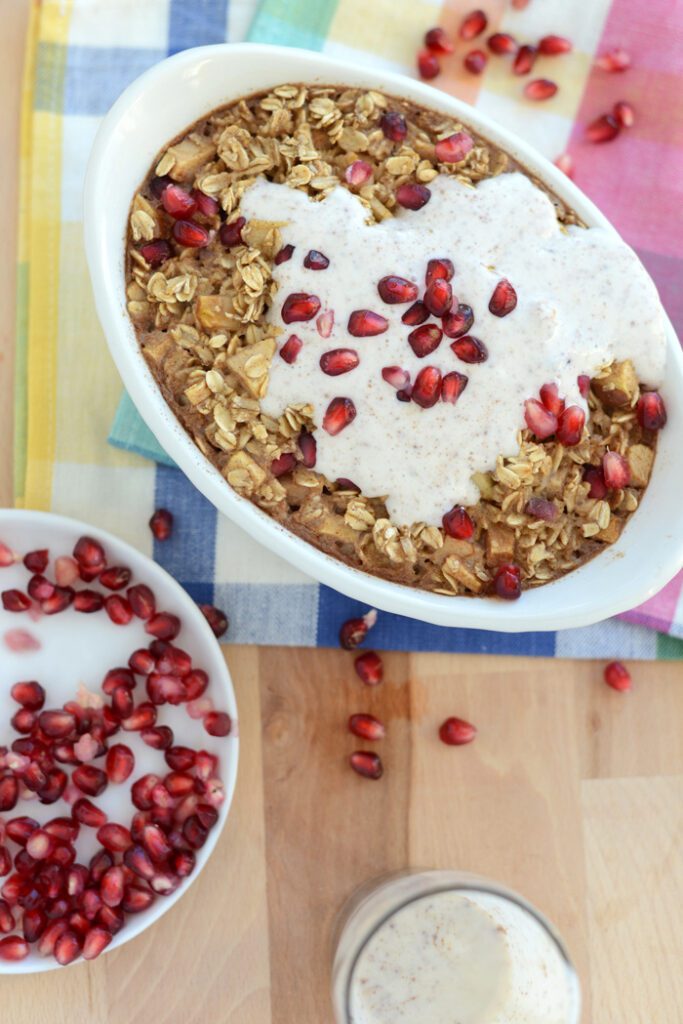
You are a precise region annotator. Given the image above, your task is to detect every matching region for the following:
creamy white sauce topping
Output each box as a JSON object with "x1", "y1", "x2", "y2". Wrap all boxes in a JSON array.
[
  {"x1": 240, "y1": 173, "x2": 667, "y2": 526},
  {"x1": 349, "y1": 890, "x2": 576, "y2": 1024}
]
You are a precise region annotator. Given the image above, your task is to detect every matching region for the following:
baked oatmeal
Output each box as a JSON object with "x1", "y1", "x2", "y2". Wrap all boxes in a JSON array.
[{"x1": 125, "y1": 84, "x2": 668, "y2": 599}]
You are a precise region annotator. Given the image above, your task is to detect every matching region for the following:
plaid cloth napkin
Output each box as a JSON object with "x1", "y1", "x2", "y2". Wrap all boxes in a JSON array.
[{"x1": 16, "y1": 0, "x2": 683, "y2": 658}]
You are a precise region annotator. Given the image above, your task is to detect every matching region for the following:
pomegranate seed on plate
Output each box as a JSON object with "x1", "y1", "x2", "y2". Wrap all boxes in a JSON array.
[
  {"x1": 488, "y1": 32, "x2": 518, "y2": 55},
  {"x1": 586, "y1": 114, "x2": 620, "y2": 143},
  {"x1": 42, "y1": 585, "x2": 75, "y2": 615},
  {"x1": 425, "y1": 26, "x2": 454, "y2": 55},
  {"x1": 54, "y1": 555, "x2": 79, "y2": 586},
  {"x1": 0, "y1": 542, "x2": 16, "y2": 567},
  {"x1": 146, "y1": 672, "x2": 186, "y2": 705},
  {"x1": 6, "y1": 817, "x2": 38, "y2": 845},
  {"x1": 613, "y1": 100, "x2": 635, "y2": 128},
  {"x1": 73, "y1": 765, "x2": 107, "y2": 797},
  {"x1": 161, "y1": 183, "x2": 196, "y2": 219},
  {"x1": 73, "y1": 536, "x2": 106, "y2": 573},
  {"x1": 145, "y1": 612, "x2": 180, "y2": 640},
  {"x1": 27, "y1": 573, "x2": 55, "y2": 601},
  {"x1": 149, "y1": 507, "x2": 173, "y2": 541},
  {"x1": 320, "y1": 348, "x2": 360, "y2": 376},
  {"x1": 0, "y1": 900, "x2": 14, "y2": 933},
  {"x1": 340, "y1": 610, "x2": 377, "y2": 650},
  {"x1": 595, "y1": 47, "x2": 631, "y2": 72},
  {"x1": 554, "y1": 153, "x2": 574, "y2": 178},
  {"x1": 131, "y1": 775, "x2": 160, "y2": 812},
  {"x1": 381, "y1": 366, "x2": 410, "y2": 390},
  {"x1": 122, "y1": 884, "x2": 155, "y2": 913},
  {"x1": 604, "y1": 661, "x2": 632, "y2": 692},
  {"x1": 464, "y1": 49, "x2": 488, "y2": 74},
  {"x1": 204, "y1": 711, "x2": 231, "y2": 737},
  {"x1": 556, "y1": 405, "x2": 585, "y2": 446},
  {"x1": 395, "y1": 183, "x2": 431, "y2": 210},
  {"x1": 584, "y1": 466, "x2": 608, "y2": 499},
  {"x1": 39, "y1": 709, "x2": 76, "y2": 738},
  {"x1": 0, "y1": 849, "x2": 12, "y2": 876},
  {"x1": 172, "y1": 849, "x2": 196, "y2": 877},
  {"x1": 513, "y1": 44, "x2": 536, "y2": 75},
  {"x1": 526, "y1": 497, "x2": 558, "y2": 521},
  {"x1": 4, "y1": 628, "x2": 41, "y2": 652},
  {"x1": 11, "y1": 708, "x2": 36, "y2": 733},
  {"x1": 122, "y1": 703, "x2": 157, "y2": 732},
  {"x1": 304, "y1": 249, "x2": 329, "y2": 270},
  {"x1": 0, "y1": 778, "x2": 19, "y2": 812},
  {"x1": 299, "y1": 430, "x2": 317, "y2": 468},
  {"x1": 103, "y1": 594, "x2": 132, "y2": 625},
  {"x1": 124, "y1": 584, "x2": 155, "y2": 622},
  {"x1": 97, "y1": 823, "x2": 133, "y2": 853},
  {"x1": 539, "y1": 382, "x2": 565, "y2": 416},
  {"x1": 402, "y1": 300, "x2": 429, "y2": 326},
  {"x1": 379, "y1": 111, "x2": 408, "y2": 141},
  {"x1": 274, "y1": 243, "x2": 294, "y2": 265},
  {"x1": 82, "y1": 926, "x2": 112, "y2": 961},
  {"x1": 443, "y1": 506, "x2": 474, "y2": 539},
  {"x1": 23, "y1": 549, "x2": 48, "y2": 573},
  {"x1": 199, "y1": 603, "x2": 228, "y2": 638},
  {"x1": 345, "y1": 160, "x2": 373, "y2": 187},
  {"x1": 141, "y1": 824, "x2": 173, "y2": 863},
  {"x1": 602, "y1": 451, "x2": 630, "y2": 489},
  {"x1": 443, "y1": 304, "x2": 474, "y2": 339},
  {"x1": 451, "y1": 335, "x2": 487, "y2": 364},
  {"x1": 410, "y1": 366, "x2": 441, "y2": 408},
  {"x1": 139, "y1": 238, "x2": 172, "y2": 267},
  {"x1": 1, "y1": 590, "x2": 31, "y2": 612},
  {"x1": 350, "y1": 751, "x2": 383, "y2": 780},
  {"x1": 637, "y1": 391, "x2": 667, "y2": 430},
  {"x1": 99, "y1": 566, "x2": 131, "y2": 591},
  {"x1": 417, "y1": 49, "x2": 440, "y2": 79},
  {"x1": 46, "y1": 818, "x2": 78, "y2": 843},
  {"x1": 489, "y1": 278, "x2": 517, "y2": 317},
  {"x1": 349, "y1": 713, "x2": 385, "y2": 741},
  {"x1": 0, "y1": 936, "x2": 29, "y2": 961},
  {"x1": 494, "y1": 563, "x2": 522, "y2": 600},
  {"x1": 524, "y1": 399, "x2": 558, "y2": 439},
  {"x1": 441, "y1": 371, "x2": 468, "y2": 406},
  {"x1": 104, "y1": 744, "x2": 135, "y2": 785},
  {"x1": 141, "y1": 725, "x2": 174, "y2": 751},
  {"x1": 538, "y1": 35, "x2": 572, "y2": 55},
  {"x1": 348, "y1": 309, "x2": 388, "y2": 337},
  {"x1": 192, "y1": 189, "x2": 220, "y2": 218},
  {"x1": 524, "y1": 78, "x2": 558, "y2": 101},
  {"x1": 219, "y1": 217, "x2": 245, "y2": 248},
  {"x1": 435, "y1": 132, "x2": 474, "y2": 164},
  {"x1": 128, "y1": 649, "x2": 155, "y2": 676},
  {"x1": 459, "y1": 9, "x2": 487, "y2": 40},
  {"x1": 280, "y1": 335, "x2": 303, "y2": 365},
  {"x1": 408, "y1": 324, "x2": 443, "y2": 358},
  {"x1": 354, "y1": 651, "x2": 384, "y2": 685},
  {"x1": 11, "y1": 680, "x2": 45, "y2": 709},
  {"x1": 271, "y1": 453, "x2": 297, "y2": 478},
  {"x1": 323, "y1": 397, "x2": 357, "y2": 436},
  {"x1": 73, "y1": 590, "x2": 104, "y2": 613},
  {"x1": 439, "y1": 717, "x2": 477, "y2": 745},
  {"x1": 24, "y1": 907, "x2": 47, "y2": 942},
  {"x1": 377, "y1": 275, "x2": 418, "y2": 304},
  {"x1": 282, "y1": 293, "x2": 321, "y2": 324},
  {"x1": 164, "y1": 746, "x2": 196, "y2": 771}
]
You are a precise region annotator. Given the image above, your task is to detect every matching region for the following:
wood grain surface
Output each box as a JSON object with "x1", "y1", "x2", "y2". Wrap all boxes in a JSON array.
[{"x1": 1, "y1": 4, "x2": 681, "y2": 1022}]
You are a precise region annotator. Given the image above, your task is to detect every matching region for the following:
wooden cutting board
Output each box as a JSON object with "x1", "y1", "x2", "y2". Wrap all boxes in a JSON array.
[{"x1": 1, "y1": 5, "x2": 682, "y2": 1021}]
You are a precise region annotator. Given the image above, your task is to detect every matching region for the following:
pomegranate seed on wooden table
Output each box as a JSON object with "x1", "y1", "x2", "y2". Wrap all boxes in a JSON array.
[
  {"x1": 349, "y1": 752, "x2": 383, "y2": 780},
  {"x1": 439, "y1": 717, "x2": 477, "y2": 746},
  {"x1": 604, "y1": 661, "x2": 632, "y2": 692},
  {"x1": 349, "y1": 714, "x2": 386, "y2": 741}
]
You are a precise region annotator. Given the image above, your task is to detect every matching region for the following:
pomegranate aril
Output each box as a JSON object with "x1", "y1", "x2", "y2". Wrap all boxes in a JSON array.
[
  {"x1": 303, "y1": 249, "x2": 329, "y2": 270},
  {"x1": 539, "y1": 382, "x2": 565, "y2": 416},
  {"x1": 140, "y1": 238, "x2": 172, "y2": 267},
  {"x1": 441, "y1": 371, "x2": 468, "y2": 406},
  {"x1": 0, "y1": 900, "x2": 14, "y2": 933},
  {"x1": 192, "y1": 189, "x2": 220, "y2": 218},
  {"x1": 160, "y1": 183, "x2": 196, "y2": 219},
  {"x1": 554, "y1": 153, "x2": 574, "y2": 178},
  {"x1": 524, "y1": 78, "x2": 559, "y2": 101},
  {"x1": 584, "y1": 466, "x2": 608, "y2": 499},
  {"x1": 122, "y1": 884, "x2": 155, "y2": 914},
  {"x1": 417, "y1": 49, "x2": 440, "y2": 79},
  {"x1": 72, "y1": 765, "x2": 107, "y2": 799},
  {"x1": 637, "y1": 391, "x2": 667, "y2": 431},
  {"x1": 513, "y1": 44, "x2": 536, "y2": 75},
  {"x1": 54, "y1": 555, "x2": 79, "y2": 587},
  {"x1": 196, "y1": 603, "x2": 227, "y2": 639},
  {"x1": 36, "y1": 918, "x2": 68, "y2": 956},
  {"x1": 184, "y1": 669, "x2": 209, "y2": 701},
  {"x1": 97, "y1": 823, "x2": 133, "y2": 854},
  {"x1": 524, "y1": 399, "x2": 558, "y2": 440},
  {"x1": 577, "y1": 374, "x2": 590, "y2": 398},
  {"x1": 27, "y1": 573, "x2": 55, "y2": 601},
  {"x1": 100, "y1": 865, "x2": 125, "y2": 908},
  {"x1": 99, "y1": 565, "x2": 131, "y2": 591},
  {"x1": 425, "y1": 258, "x2": 454, "y2": 285},
  {"x1": 26, "y1": 829, "x2": 55, "y2": 860},
  {"x1": 464, "y1": 49, "x2": 487, "y2": 74},
  {"x1": 104, "y1": 594, "x2": 133, "y2": 625},
  {"x1": 451, "y1": 335, "x2": 487, "y2": 364},
  {"x1": 203, "y1": 712, "x2": 232, "y2": 738},
  {"x1": 38, "y1": 709, "x2": 76, "y2": 738},
  {"x1": 494, "y1": 563, "x2": 522, "y2": 601},
  {"x1": 557, "y1": 405, "x2": 585, "y2": 446},
  {"x1": 347, "y1": 309, "x2": 388, "y2": 337},
  {"x1": 81, "y1": 926, "x2": 112, "y2": 961},
  {"x1": 145, "y1": 612, "x2": 181, "y2": 641},
  {"x1": 344, "y1": 160, "x2": 372, "y2": 187},
  {"x1": 412, "y1": 366, "x2": 442, "y2": 409},
  {"x1": 339, "y1": 611, "x2": 377, "y2": 651},
  {"x1": 381, "y1": 366, "x2": 410, "y2": 391},
  {"x1": 0, "y1": 936, "x2": 29, "y2": 961},
  {"x1": 149, "y1": 507, "x2": 173, "y2": 541},
  {"x1": 350, "y1": 751, "x2": 383, "y2": 780},
  {"x1": 3, "y1": 629, "x2": 40, "y2": 652},
  {"x1": 54, "y1": 929, "x2": 81, "y2": 965},
  {"x1": 80, "y1": 889, "x2": 104, "y2": 921},
  {"x1": 0, "y1": 848, "x2": 11, "y2": 877},
  {"x1": 196, "y1": 803, "x2": 219, "y2": 830},
  {"x1": 395, "y1": 183, "x2": 431, "y2": 211},
  {"x1": 102, "y1": 666, "x2": 135, "y2": 694},
  {"x1": 538, "y1": 35, "x2": 572, "y2": 55},
  {"x1": 2, "y1": 590, "x2": 31, "y2": 612},
  {"x1": 1, "y1": 873, "x2": 24, "y2": 902},
  {"x1": 425, "y1": 26, "x2": 454, "y2": 55},
  {"x1": 73, "y1": 536, "x2": 106, "y2": 572},
  {"x1": 66, "y1": 865, "x2": 89, "y2": 897},
  {"x1": 379, "y1": 112, "x2": 408, "y2": 145},
  {"x1": 183, "y1": 815, "x2": 209, "y2": 849},
  {"x1": 282, "y1": 293, "x2": 321, "y2": 324},
  {"x1": 320, "y1": 348, "x2": 360, "y2": 377},
  {"x1": 526, "y1": 497, "x2": 558, "y2": 522},
  {"x1": 173, "y1": 219, "x2": 210, "y2": 248},
  {"x1": 489, "y1": 278, "x2": 517, "y2": 317},
  {"x1": 377, "y1": 276, "x2": 418, "y2": 305},
  {"x1": 23, "y1": 549, "x2": 49, "y2": 573},
  {"x1": 73, "y1": 589, "x2": 104, "y2": 613},
  {"x1": 459, "y1": 9, "x2": 487, "y2": 40},
  {"x1": 487, "y1": 32, "x2": 518, "y2": 54},
  {"x1": 164, "y1": 746, "x2": 196, "y2": 772},
  {"x1": 323, "y1": 397, "x2": 357, "y2": 437},
  {"x1": 146, "y1": 672, "x2": 186, "y2": 706},
  {"x1": 602, "y1": 451, "x2": 630, "y2": 489},
  {"x1": 612, "y1": 100, "x2": 635, "y2": 129},
  {"x1": 280, "y1": 334, "x2": 303, "y2": 365},
  {"x1": 349, "y1": 713, "x2": 385, "y2": 741},
  {"x1": 424, "y1": 278, "x2": 453, "y2": 317},
  {"x1": 11, "y1": 680, "x2": 45, "y2": 710},
  {"x1": 142, "y1": 727, "x2": 174, "y2": 753},
  {"x1": 6, "y1": 816, "x2": 39, "y2": 845},
  {"x1": 443, "y1": 506, "x2": 474, "y2": 540},
  {"x1": 274, "y1": 243, "x2": 295, "y2": 265},
  {"x1": 195, "y1": 750, "x2": 219, "y2": 782},
  {"x1": 595, "y1": 47, "x2": 631, "y2": 72},
  {"x1": 111, "y1": 684, "x2": 135, "y2": 719},
  {"x1": 98, "y1": 905, "x2": 125, "y2": 934},
  {"x1": 435, "y1": 132, "x2": 474, "y2": 164},
  {"x1": 0, "y1": 542, "x2": 16, "y2": 567},
  {"x1": 401, "y1": 301, "x2": 429, "y2": 327},
  {"x1": 408, "y1": 324, "x2": 443, "y2": 358},
  {"x1": 141, "y1": 824, "x2": 173, "y2": 863},
  {"x1": 439, "y1": 717, "x2": 477, "y2": 745},
  {"x1": 354, "y1": 651, "x2": 384, "y2": 686},
  {"x1": 46, "y1": 838, "x2": 73, "y2": 865},
  {"x1": 172, "y1": 850, "x2": 196, "y2": 878},
  {"x1": 586, "y1": 114, "x2": 620, "y2": 143},
  {"x1": 443, "y1": 304, "x2": 474, "y2": 339},
  {"x1": 121, "y1": 702, "x2": 157, "y2": 732},
  {"x1": 23, "y1": 907, "x2": 47, "y2": 942},
  {"x1": 42, "y1": 585, "x2": 75, "y2": 615},
  {"x1": 604, "y1": 661, "x2": 632, "y2": 693},
  {"x1": 219, "y1": 216, "x2": 245, "y2": 248}
]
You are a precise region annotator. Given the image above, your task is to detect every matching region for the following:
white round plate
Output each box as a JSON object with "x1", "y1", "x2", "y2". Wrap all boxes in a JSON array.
[{"x1": 0, "y1": 509, "x2": 238, "y2": 972}]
